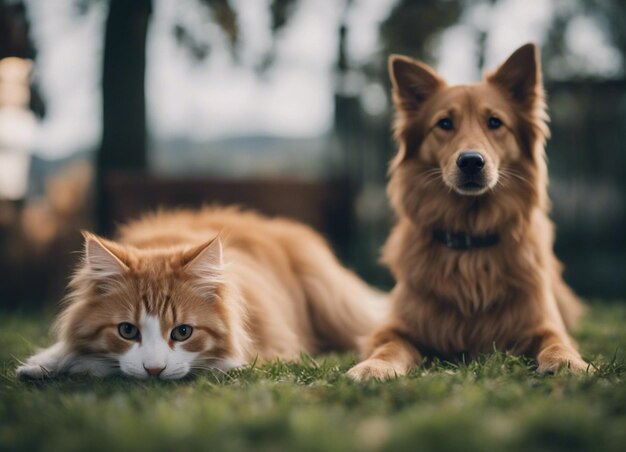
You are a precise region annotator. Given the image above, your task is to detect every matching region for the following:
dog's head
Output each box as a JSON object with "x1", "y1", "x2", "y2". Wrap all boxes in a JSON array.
[{"x1": 389, "y1": 43, "x2": 548, "y2": 198}]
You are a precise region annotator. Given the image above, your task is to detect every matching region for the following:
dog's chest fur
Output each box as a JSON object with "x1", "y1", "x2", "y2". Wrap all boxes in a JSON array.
[{"x1": 387, "y1": 220, "x2": 543, "y2": 357}]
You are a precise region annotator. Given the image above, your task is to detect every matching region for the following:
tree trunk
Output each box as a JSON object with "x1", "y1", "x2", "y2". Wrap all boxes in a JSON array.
[{"x1": 96, "y1": 0, "x2": 152, "y2": 233}]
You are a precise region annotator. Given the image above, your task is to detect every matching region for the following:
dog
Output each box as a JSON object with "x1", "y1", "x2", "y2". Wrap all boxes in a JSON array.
[{"x1": 347, "y1": 43, "x2": 589, "y2": 380}]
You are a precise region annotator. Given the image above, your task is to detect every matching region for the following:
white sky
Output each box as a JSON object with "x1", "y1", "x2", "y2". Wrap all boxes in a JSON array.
[{"x1": 20, "y1": 0, "x2": 623, "y2": 159}]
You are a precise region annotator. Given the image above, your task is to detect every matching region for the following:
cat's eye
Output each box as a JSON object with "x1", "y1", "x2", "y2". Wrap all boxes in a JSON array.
[
  {"x1": 118, "y1": 322, "x2": 140, "y2": 340},
  {"x1": 171, "y1": 324, "x2": 193, "y2": 342},
  {"x1": 437, "y1": 117, "x2": 454, "y2": 131},
  {"x1": 487, "y1": 116, "x2": 502, "y2": 129}
]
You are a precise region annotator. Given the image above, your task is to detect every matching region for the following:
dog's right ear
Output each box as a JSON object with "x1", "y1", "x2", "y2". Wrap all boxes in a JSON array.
[
  {"x1": 389, "y1": 55, "x2": 444, "y2": 111},
  {"x1": 388, "y1": 55, "x2": 444, "y2": 170}
]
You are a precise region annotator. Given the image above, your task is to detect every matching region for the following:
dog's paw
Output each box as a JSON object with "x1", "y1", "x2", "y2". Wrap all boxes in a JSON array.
[
  {"x1": 537, "y1": 349, "x2": 592, "y2": 374},
  {"x1": 16, "y1": 364, "x2": 51, "y2": 380},
  {"x1": 347, "y1": 359, "x2": 405, "y2": 382}
]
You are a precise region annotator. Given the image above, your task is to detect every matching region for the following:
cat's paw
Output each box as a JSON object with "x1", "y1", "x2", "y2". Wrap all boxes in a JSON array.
[
  {"x1": 537, "y1": 348, "x2": 592, "y2": 374},
  {"x1": 16, "y1": 364, "x2": 51, "y2": 380},
  {"x1": 347, "y1": 359, "x2": 404, "y2": 381}
]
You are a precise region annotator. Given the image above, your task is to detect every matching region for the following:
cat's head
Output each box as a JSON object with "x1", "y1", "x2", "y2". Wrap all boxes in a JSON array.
[{"x1": 58, "y1": 232, "x2": 245, "y2": 380}]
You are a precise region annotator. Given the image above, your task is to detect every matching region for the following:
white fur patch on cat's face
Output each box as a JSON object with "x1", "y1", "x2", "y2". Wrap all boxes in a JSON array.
[{"x1": 117, "y1": 311, "x2": 203, "y2": 380}]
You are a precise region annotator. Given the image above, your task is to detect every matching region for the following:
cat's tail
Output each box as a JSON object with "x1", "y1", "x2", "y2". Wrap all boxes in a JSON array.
[{"x1": 289, "y1": 233, "x2": 389, "y2": 352}]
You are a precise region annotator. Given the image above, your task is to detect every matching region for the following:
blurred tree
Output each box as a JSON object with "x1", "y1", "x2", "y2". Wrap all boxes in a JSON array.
[
  {"x1": 89, "y1": 0, "x2": 301, "y2": 233},
  {"x1": 587, "y1": 0, "x2": 626, "y2": 59},
  {"x1": 540, "y1": 0, "x2": 626, "y2": 297},
  {"x1": 0, "y1": 1, "x2": 33, "y2": 59},
  {"x1": 543, "y1": 0, "x2": 625, "y2": 79},
  {"x1": 0, "y1": 0, "x2": 44, "y2": 117},
  {"x1": 96, "y1": 0, "x2": 152, "y2": 233},
  {"x1": 380, "y1": 0, "x2": 464, "y2": 64}
]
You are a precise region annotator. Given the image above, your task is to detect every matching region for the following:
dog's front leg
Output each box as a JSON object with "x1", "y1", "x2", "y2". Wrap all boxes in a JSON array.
[
  {"x1": 535, "y1": 326, "x2": 590, "y2": 373},
  {"x1": 347, "y1": 327, "x2": 422, "y2": 381},
  {"x1": 532, "y1": 285, "x2": 591, "y2": 373}
]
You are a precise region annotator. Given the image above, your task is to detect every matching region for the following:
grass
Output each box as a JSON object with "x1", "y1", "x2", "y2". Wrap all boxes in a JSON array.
[{"x1": 1, "y1": 303, "x2": 625, "y2": 452}]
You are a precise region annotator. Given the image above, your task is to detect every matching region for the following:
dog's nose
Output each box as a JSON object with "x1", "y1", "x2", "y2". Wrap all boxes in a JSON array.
[
  {"x1": 143, "y1": 365, "x2": 166, "y2": 377},
  {"x1": 457, "y1": 152, "x2": 485, "y2": 175}
]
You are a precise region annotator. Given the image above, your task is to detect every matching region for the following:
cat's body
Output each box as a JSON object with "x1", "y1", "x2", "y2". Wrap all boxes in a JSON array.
[{"x1": 17, "y1": 207, "x2": 386, "y2": 380}]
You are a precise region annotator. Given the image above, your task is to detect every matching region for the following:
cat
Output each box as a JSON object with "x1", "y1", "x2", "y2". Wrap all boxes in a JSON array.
[{"x1": 17, "y1": 206, "x2": 387, "y2": 380}]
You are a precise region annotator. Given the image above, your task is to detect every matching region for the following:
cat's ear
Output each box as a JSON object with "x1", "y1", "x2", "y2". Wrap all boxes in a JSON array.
[
  {"x1": 82, "y1": 231, "x2": 129, "y2": 278},
  {"x1": 182, "y1": 236, "x2": 223, "y2": 283}
]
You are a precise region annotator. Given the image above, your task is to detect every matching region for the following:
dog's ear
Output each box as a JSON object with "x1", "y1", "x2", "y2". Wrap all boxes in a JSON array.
[
  {"x1": 389, "y1": 55, "x2": 444, "y2": 111},
  {"x1": 388, "y1": 55, "x2": 444, "y2": 170},
  {"x1": 487, "y1": 43, "x2": 549, "y2": 159},
  {"x1": 487, "y1": 43, "x2": 542, "y2": 106}
]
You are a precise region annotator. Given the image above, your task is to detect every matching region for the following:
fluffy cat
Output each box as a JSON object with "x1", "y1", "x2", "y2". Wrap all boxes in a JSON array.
[{"x1": 17, "y1": 206, "x2": 386, "y2": 380}]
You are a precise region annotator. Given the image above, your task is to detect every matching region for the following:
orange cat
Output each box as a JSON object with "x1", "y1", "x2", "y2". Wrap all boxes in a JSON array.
[{"x1": 17, "y1": 207, "x2": 386, "y2": 380}]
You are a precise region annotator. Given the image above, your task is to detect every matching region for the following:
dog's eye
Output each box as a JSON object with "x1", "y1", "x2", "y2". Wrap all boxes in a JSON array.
[
  {"x1": 437, "y1": 118, "x2": 454, "y2": 131},
  {"x1": 487, "y1": 116, "x2": 502, "y2": 129}
]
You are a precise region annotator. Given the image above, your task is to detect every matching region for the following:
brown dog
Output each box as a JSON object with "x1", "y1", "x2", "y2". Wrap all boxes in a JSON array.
[{"x1": 348, "y1": 43, "x2": 589, "y2": 380}]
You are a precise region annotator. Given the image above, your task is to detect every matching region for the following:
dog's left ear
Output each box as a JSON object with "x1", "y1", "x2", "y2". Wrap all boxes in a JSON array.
[
  {"x1": 488, "y1": 43, "x2": 549, "y2": 160},
  {"x1": 487, "y1": 43, "x2": 542, "y2": 106}
]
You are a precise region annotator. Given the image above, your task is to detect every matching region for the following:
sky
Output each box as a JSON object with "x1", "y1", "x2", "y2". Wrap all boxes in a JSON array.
[{"x1": 18, "y1": 0, "x2": 624, "y2": 159}]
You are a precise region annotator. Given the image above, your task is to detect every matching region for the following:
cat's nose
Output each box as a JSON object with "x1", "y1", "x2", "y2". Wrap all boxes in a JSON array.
[{"x1": 143, "y1": 365, "x2": 166, "y2": 377}]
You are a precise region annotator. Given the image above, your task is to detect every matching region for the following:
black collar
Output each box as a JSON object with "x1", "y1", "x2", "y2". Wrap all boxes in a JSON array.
[{"x1": 433, "y1": 230, "x2": 499, "y2": 250}]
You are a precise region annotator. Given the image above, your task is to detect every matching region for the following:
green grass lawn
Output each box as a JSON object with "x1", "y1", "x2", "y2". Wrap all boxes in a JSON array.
[{"x1": 1, "y1": 303, "x2": 625, "y2": 452}]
